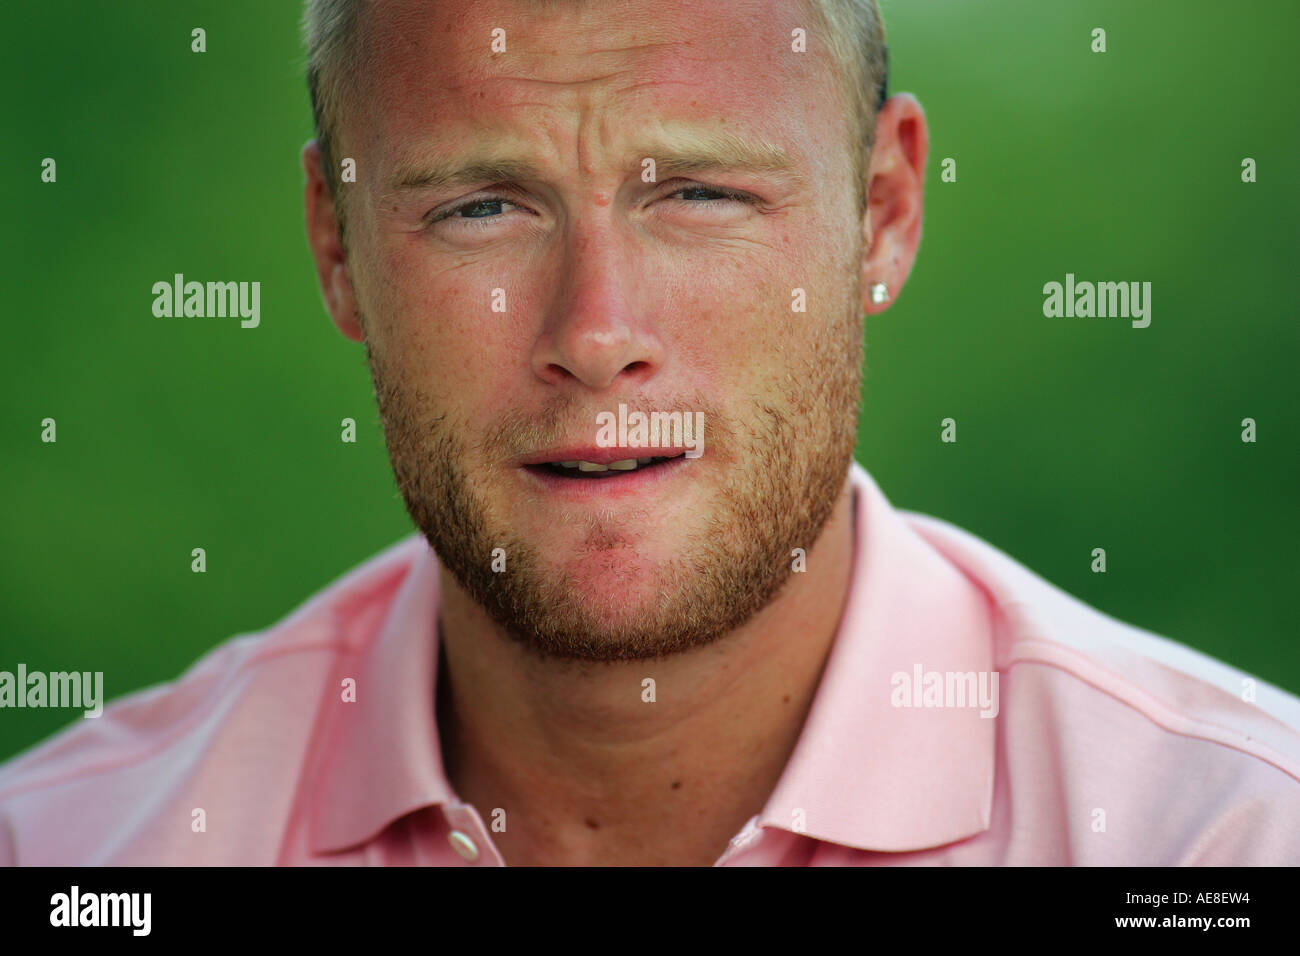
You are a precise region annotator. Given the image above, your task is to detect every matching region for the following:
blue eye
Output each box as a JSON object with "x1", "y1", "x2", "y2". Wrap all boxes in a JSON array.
[{"x1": 427, "y1": 197, "x2": 518, "y2": 227}]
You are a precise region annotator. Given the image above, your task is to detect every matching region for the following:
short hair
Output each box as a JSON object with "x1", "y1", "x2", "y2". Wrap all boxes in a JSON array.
[{"x1": 304, "y1": 0, "x2": 887, "y2": 223}]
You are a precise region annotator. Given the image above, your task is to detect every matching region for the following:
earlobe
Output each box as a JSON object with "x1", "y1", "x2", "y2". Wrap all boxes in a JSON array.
[
  {"x1": 329, "y1": 262, "x2": 363, "y2": 342},
  {"x1": 859, "y1": 209, "x2": 896, "y2": 316}
]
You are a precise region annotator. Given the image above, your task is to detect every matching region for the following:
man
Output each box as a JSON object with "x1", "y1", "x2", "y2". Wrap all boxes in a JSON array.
[{"x1": 2, "y1": 0, "x2": 1298, "y2": 866}]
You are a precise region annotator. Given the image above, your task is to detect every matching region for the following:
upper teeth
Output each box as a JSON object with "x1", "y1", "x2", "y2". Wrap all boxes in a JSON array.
[{"x1": 559, "y1": 458, "x2": 652, "y2": 472}]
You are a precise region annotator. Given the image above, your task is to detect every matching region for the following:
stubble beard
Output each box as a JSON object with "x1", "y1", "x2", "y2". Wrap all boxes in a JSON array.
[{"x1": 364, "y1": 294, "x2": 862, "y2": 663}]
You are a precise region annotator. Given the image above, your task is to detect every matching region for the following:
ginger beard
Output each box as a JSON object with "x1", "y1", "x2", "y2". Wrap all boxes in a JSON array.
[{"x1": 363, "y1": 291, "x2": 863, "y2": 663}]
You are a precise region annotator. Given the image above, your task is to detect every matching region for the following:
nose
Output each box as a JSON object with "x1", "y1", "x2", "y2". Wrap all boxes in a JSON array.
[{"x1": 530, "y1": 216, "x2": 665, "y2": 391}]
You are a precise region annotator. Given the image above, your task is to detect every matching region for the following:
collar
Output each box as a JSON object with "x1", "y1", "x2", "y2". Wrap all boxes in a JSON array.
[
  {"x1": 309, "y1": 461, "x2": 995, "y2": 854},
  {"x1": 309, "y1": 537, "x2": 452, "y2": 853},
  {"x1": 756, "y1": 461, "x2": 996, "y2": 851}
]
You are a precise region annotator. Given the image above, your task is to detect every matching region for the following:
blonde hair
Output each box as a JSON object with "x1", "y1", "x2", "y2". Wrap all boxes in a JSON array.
[{"x1": 304, "y1": 0, "x2": 887, "y2": 213}]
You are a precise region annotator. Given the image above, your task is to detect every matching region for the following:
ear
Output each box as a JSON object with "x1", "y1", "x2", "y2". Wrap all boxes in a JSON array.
[
  {"x1": 858, "y1": 93, "x2": 929, "y2": 316},
  {"x1": 303, "y1": 140, "x2": 363, "y2": 342}
]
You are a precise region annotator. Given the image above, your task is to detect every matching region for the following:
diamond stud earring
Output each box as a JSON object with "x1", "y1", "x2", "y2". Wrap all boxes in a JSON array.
[{"x1": 869, "y1": 281, "x2": 890, "y2": 305}]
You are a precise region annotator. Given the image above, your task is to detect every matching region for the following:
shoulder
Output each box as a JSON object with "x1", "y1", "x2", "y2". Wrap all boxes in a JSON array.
[
  {"x1": 0, "y1": 534, "x2": 426, "y2": 865},
  {"x1": 903, "y1": 509, "x2": 1300, "y2": 864}
]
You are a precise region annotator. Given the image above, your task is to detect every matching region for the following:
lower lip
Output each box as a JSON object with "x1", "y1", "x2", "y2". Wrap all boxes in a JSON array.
[{"x1": 518, "y1": 456, "x2": 693, "y2": 499}]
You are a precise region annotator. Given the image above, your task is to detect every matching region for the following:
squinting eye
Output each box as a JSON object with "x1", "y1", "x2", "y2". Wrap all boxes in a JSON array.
[
  {"x1": 673, "y1": 185, "x2": 750, "y2": 203},
  {"x1": 678, "y1": 186, "x2": 723, "y2": 201},
  {"x1": 442, "y1": 198, "x2": 512, "y2": 220},
  {"x1": 427, "y1": 196, "x2": 523, "y2": 228}
]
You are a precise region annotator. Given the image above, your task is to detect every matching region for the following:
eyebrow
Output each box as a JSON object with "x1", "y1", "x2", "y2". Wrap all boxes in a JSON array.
[
  {"x1": 647, "y1": 131, "x2": 800, "y2": 181},
  {"x1": 387, "y1": 131, "x2": 802, "y2": 194},
  {"x1": 391, "y1": 158, "x2": 543, "y2": 193}
]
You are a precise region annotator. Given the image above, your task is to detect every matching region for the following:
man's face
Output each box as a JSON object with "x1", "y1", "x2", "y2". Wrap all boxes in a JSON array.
[{"x1": 338, "y1": 0, "x2": 865, "y2": 661}]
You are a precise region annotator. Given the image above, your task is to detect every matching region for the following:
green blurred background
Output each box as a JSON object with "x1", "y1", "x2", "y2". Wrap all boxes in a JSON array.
[{"x1": 2, "y1": 0, "x2": 1297, "y2": 760}]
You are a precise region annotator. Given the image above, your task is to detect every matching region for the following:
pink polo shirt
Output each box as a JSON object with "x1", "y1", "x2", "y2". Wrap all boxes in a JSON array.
[{"x1": 3, "y1": 461, "x2": 1299, "y2": 865}]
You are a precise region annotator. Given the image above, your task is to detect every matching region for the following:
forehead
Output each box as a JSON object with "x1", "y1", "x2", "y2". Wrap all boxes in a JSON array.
[{"x1": 349, "y1": 0, "x2": 845, "y2": 170}]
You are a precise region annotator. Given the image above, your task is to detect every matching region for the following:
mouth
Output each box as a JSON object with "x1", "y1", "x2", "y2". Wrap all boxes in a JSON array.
[
  {"x1": 525, "y1": 455, "x2": 685, "y2": 479},
  {"x1": 518, "y1": 448, "x2": 693, "y2": 497}
]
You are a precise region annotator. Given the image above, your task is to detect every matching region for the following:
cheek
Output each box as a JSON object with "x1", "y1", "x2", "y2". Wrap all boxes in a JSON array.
[
  {"x1": 655, "y1": 238, "x2": 833, "y2": 395},
  {"x1": 360, "y1": 240, "x2": 525, "y2": 412}
]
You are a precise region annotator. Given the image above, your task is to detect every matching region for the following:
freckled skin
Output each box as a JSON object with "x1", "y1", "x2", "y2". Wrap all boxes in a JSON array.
[
  {"x1": 305, "y1": 0, "x2": 928, "y2": 867},
  {"x1": 342, "y1": 0, "x2": 864, "y2": 646}
]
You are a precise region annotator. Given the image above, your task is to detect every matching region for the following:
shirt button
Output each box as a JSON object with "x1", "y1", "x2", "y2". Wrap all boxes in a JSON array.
[{"x1": 448, "y1": 830, "x2": 480, "y2": 862}]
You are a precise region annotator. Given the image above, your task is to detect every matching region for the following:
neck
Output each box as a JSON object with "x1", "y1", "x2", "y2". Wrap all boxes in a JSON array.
[{"x1": 435, "y1": 475, "x2": 857, "y2": 866}]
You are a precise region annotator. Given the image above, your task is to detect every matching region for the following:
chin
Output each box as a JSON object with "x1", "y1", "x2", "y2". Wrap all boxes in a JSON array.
[{"x1": 554, "y1": 552, "x2": 666, "y2": 608}]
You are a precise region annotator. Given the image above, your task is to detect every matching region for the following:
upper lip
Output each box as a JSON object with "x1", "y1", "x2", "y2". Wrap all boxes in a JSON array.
[{"x1": 519, "y1": 446, "x2": 690, "y2": 466}]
